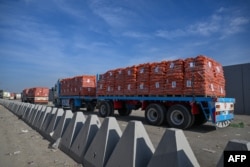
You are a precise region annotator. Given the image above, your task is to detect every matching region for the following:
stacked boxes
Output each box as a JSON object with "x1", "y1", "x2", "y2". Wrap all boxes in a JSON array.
[{"x1": 60, "y1": 75, "x2": 96, "y2": 96}]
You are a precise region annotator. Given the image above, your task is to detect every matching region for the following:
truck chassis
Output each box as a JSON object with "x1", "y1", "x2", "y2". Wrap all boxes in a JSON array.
[{"x1": 55, "y1": 95, "x2": 234, "y2": 129}]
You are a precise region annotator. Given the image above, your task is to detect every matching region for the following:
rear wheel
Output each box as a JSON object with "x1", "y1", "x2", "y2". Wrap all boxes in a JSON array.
[
  {"x1": 99, "y1": 101, "x2": 113, "y2": 117},
  {"x1": 145, "y1": 103, "x2": 165, "y2": 126},
  {"x1": 166, "y1": 104, "x2": 194, "y2": 129}
]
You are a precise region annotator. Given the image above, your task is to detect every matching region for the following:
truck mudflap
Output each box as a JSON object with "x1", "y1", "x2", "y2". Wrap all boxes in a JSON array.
[{"x1": 213, "y1": 98, "x2": 235, "y2": 128}]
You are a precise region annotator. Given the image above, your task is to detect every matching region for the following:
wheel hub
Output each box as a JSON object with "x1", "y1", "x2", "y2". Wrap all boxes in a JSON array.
[
  {"x1": 148, "y1": 108, "x2": 158, "y2": 122},
  {"x1": 170, "y1": 110, "x2": 184, "y2": 125}
]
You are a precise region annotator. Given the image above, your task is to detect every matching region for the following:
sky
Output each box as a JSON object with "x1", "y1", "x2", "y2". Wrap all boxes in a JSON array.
[{"x1": 0, "y1": 0, "x2": 250, "y2": 93}]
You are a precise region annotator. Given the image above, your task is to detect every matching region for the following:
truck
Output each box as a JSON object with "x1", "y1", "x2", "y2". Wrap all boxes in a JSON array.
[
  {"x1": 52, "y1": 55, "x2": 235, "y2": 129},
  {"x1": 52, "y1": 75, "x2": 97, "y2": 112},
  {"x1": 15, "y1": 93, "x2": 22, "y2": 100},
  {"x1": 0, "y1": 90, "x2": 11, "y2": 99},
  {"x1": 9, "y1": 93, "x2": 15, "y2": 100},
  {"x1": 22, "y1": 87, "x2": 49, "y2": 104}
]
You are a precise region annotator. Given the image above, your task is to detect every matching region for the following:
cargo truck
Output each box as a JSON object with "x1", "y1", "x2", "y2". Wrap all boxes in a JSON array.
[
  {"x1": 0, "y1": 90, "x2": 11, "y2": 99},
  {"x1": 52, "y1": 55, "x2": 235, "y2": 129},
  {"x1": 52, "y1": 75, "x2": 97, "y2": 112},
  {"x1": 22, "y1": 87, "x2": 49, "y2": 104}
]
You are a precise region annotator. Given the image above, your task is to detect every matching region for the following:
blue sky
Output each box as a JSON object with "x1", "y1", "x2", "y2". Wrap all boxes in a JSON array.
[{"x1": 0, "y1": 0, "x2": 250, "y2": 93}]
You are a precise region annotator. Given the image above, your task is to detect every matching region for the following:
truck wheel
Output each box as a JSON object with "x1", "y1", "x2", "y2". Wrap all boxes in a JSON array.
[
  {"x1": 118, "y1": 108, "x2": 132, "y2": 116},
  {"x1": 145, "y1": 104, "x2": 165, "y2": 126},
  {"x1": 99, "y1": 101, "x2": 112, "y2": 117},
  {"x1": 166, "y1": 104, "x2": 193, "y2": 129}
]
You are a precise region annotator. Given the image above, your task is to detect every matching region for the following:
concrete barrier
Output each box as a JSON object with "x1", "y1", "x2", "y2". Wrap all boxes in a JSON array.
[
  {"x1": 51, "y1": 110, "x2": 73, "y2": 145},
  {"x1": 33, "y1": 106, "x2": 47, "y2": 129},
  {"x1": 69, "y1": 114, "x2": 101, "y2": 163},
  {"x1": 83, "y1": 117, "x2": 122, "y2": 167},
  {"x1": 13, "y1": 102, "x2": 21, "y2": 115},
  {"x1": 147, "y1": 128, "x2": 199, "y2": 167},
  {"x1": 28, "y1": 105, "x2": 41, "y2": 125},
  {"x1": 217, "y1": 139, "x2": 250, "y2": 167},
  {"x1": 106, "y1": 121, "x2": 155, "y2": 167},
  {"x1": 45, "y1": 108, "x2": 64, "y2": 141},
  {"x1": 18, "y1": 103, "x2": 28, "y2": 117},
  {"x1": 0, "y1": 100, "x2": 201, "y2": 167},
  {"x1": 36, "y1": 106, "x2": 52, "y2": 131},
  {"x1": 59, "y1": 112, "x2": 86, "y2": 154},
  {"x1": 40, "y1": 107, "x2": 58, "y2": 136},
  {"x1": 22, "y1": 104, "x2": 35, "y2": 122}
]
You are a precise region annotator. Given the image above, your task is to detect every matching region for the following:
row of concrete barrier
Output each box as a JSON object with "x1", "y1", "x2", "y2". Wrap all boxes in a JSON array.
[{"x1": 0, "y1": 99, "x2": 249, "y2": 167}]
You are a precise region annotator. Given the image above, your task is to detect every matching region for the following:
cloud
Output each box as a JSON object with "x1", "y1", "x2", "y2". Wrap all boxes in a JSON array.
[
  {"x1": 122, "y1": 31, "x2": 151, "y2": 39},
  {"x1": 54, "y1": 0, "x2": 87, "y2": 20},
  {"x1": 155, "y1": 7, "x2": 249, "y2": 39},
  {"x1": 88, "y1": 0, "x2": 137, "y2": 28}
]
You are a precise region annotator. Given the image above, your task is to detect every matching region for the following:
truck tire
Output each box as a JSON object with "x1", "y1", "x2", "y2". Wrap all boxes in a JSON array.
[
  {"x1": 145, "y1": 103, "x2": 165, "y2": 126},
  {"x1": 99, "y1": 101, "x2": 112, "y2": 117},
  {"x1": 118, "y1": 108, "x2": 132, "y2": 116},
  {"x1": 166, "y1": 104, "x2": 193, "y2": 129}
]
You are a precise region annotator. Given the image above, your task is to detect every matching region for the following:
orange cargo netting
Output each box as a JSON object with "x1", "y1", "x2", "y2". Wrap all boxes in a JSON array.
[
  {"x1": 124, "y1": 66, "x2": 137, "y2": 95},
  {"x1": 149, "y1": 61, "x2": 168, "y2": 95},
  {"x1": 165, "y1": 59, "x2": 184, "y2": 95},
  {"x1": 96, "y1": 74, "x2": 106, "y2": 96},
  {"x1": 105, "y1": 70, "x2": 115, "y2": 95},
  {"x1": 28, "y1": 87, "x2": 49, "y2": 97},
  {"x1": 114, "y1": 68, "x2": 125, "y2": 95},
  {"x1": 61, "y1": 75, "x2": 96, "y2": 96},
  {"x1": 137, "y1": 63, "x2": 151, "y2": 95},
  {"x1": 183, "y1": 55, "x2": 225, "y2": 97},
  {"x1": 213, "y1": 61, "x2": 226, "y2": 97},
  {"x1": 96, "y1": 55, "x2": 225, "y2": 97}
]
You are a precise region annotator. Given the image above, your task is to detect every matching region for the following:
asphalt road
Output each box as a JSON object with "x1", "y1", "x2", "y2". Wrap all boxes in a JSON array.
[{"x1": 1, "y1": 104, "x2": 250, "y2": 167}]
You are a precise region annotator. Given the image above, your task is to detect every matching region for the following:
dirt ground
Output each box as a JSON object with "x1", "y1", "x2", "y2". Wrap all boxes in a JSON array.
[{"x1": 0, "y1": 104, "x2": 250, "y2": 167}]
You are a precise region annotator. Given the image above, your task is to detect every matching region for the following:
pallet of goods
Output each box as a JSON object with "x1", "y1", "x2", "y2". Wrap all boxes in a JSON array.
[
  {"x1": 61, "y1": 75, "x2": 96, "y2": 96},
  {"x1": 124, "y1": 66, "x2": 137, "y2": 95},
  {"x1": 105, "y1": 70, "x2": 115, "y2": 95},
  {"x1": 114, "y1": 68, "x2": 125, "y2": 95},
  {"x1": 183, "y1": 55, "x2": 225, "y2": 97},
  {"x1": 137, "y1": 63, "x2": 151, "y2": 95},
  {"x1": 96, "y1": 55, "x2": 225, "y2": 98},
  {"x1": 96, "y1": 74, "x2": 106, "y2": 96},
  {"x1": 149, "y1": 61, "x2": 168, "y2": 95},
  {"x1": 165, "y1": 59, "x2": 184, "y2": 95}
]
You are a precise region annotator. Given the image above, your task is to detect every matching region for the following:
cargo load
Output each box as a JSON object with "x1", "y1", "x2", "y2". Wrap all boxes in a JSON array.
[
  {"x1": 97, "y1": 55, "x2": 225, "y2": 97},
  {"x1": 22, "y1": 87, "x2": 49, "y2": 104},
  {"x1": 60, "y1": 75, "x2": 96, "y2": 96}
]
